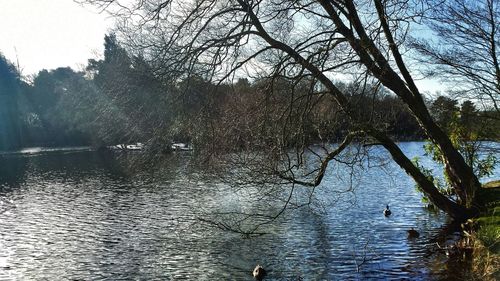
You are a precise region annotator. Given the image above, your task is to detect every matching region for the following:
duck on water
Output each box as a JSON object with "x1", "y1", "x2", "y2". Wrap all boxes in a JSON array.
[
  {"x1": 253, "y1": 265, "x2": 267, "y2": 280},
  {"x1": 407, "y1": 228, "x2": 420, "y2": 238},
  {"x1": 383, "y1": 205, "x2": 391, "y2": 216}
]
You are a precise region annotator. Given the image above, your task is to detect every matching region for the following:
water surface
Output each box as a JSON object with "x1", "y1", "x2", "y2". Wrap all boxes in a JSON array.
[{"x1": 0, "y1": 142, "x2": 497, "y2": 280}]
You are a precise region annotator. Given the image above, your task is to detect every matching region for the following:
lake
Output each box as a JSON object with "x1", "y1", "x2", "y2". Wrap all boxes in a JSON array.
[{"x1": 0, "y1": 142, "x2": 498, "y2": 280}]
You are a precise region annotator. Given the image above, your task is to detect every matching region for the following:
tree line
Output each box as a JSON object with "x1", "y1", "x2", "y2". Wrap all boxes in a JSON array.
[
  {"x1": 76, "y1": 0, "x2": 499, "y2": 220},
  {"x1": 0, "y1": 35, "x2": 170, "y2": 150},
  {"x1": 1, "y1": 34, "x2": 497, "y2": 152}
]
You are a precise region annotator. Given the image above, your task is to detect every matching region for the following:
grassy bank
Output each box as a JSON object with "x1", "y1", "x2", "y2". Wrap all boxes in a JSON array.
[
  {"x1": 477, "y1": 180, "x2": 500, "y2": 253},
  {"x1": 471, "y1": 180, "x2": 500, "y2": 279}
]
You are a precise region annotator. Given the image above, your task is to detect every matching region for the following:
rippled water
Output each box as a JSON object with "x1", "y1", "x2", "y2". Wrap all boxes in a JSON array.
[{"x1": 0, "y1": 142, "x2": 497, "y2": 280}]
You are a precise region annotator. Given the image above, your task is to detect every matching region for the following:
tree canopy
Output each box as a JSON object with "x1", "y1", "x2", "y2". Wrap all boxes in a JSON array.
[
  {"x1": 4, "y1": 0, "x2": 500, "y2": 224},
  {"x1": 75, "y1": 0, "x2": 500, "y2": 221},
  {"x1": 413, "y1": 0, "x2": 500, "y2": 112},
  {"x1": 0, "y1": 53, "x2": 22, "y2": 150}
]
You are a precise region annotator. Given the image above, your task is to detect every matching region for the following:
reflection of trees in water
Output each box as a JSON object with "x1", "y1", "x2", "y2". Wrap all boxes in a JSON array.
[
  {"x1": 0, "y1": 156, "x2": 27, "y2": 214},
  {"x1": 415, "y1": 220, "x2": 476, "y2": 279},
  {"x1": 0, "y1": 148, "x2": 481, "y2": 280},
  {"x1": 0, "y1": 156, "x2": 28, "y2": 190},
  {"x1": 0, "y1": 151, "x2": 131, "y2": 189}
]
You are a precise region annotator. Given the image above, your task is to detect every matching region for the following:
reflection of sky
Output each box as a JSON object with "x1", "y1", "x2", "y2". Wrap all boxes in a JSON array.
[{"x1": 0, "y1": 145, "x2": 496, "y2": 279}]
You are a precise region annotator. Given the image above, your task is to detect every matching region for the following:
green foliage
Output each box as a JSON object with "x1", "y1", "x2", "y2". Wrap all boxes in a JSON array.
[
  {"x1": 87, "y1": 34, "x2": 171, "y2": 144},
  {"x1": 477, "y1": 224, "x2": 500, "y2": 253},
  {"x1": 412, "y1": 157, "x2": 454, "y2": 205},
  {"x1": 429, "y1": 96, "x2": 459, "y2": 132},
  {"x1": 4, "y1": 34, "x2": 174, "y2": 148},
  {"x1": 475, "y1": 182, "x2": 500, "y2": 253},
  {"x1": 21, "y1": 68, "x2": 101, "y2": 145},
  {"x1": 0, "y1": 53, "x2": 20, "y2": 94},
  {"x1": 425, "y1": 98, "x2": 497, "y2": 179},
  {"x1": 414, "y1": 97, "x2": 498, "y2": 207},
  {"x1": 0, "y1": 53, "x2": 22, "y2": 150}
]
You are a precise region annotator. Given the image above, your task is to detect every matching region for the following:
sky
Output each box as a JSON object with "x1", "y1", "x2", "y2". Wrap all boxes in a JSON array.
[
  {"x1": 0, "y1": 0, "x2": 444, "y2": 93},
  {"x1": 0, "y1": 0, "x2": 113, "y2": 76}
]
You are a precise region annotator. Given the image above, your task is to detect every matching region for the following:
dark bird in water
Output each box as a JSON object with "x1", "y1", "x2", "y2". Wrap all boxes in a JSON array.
[
  {"x1": 383, "y1": 205, "x2": 391, "y2": 216},
  {"x1": 407, "y1": 228, "x2": 420, "y2": 238},
  {"x1": 253, "y1": 265, "x2": 267, "y2": 281}
]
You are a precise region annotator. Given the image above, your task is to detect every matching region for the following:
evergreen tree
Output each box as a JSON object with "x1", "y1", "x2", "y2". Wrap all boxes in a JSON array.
[{"x1": 0, "y1": 53, "x2": 21, "y2": 150}]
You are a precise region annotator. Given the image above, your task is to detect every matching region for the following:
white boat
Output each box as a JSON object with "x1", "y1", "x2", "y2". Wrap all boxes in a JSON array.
[
  {"x1": 126, "y1": 143, "x2": 144, "y2": 150},
  {"x1": 171, "y1": 143, "x2": 193, "y2": 151},
  {"x1": 111, "y1": 143, "x2": 144, "y2": 151}
]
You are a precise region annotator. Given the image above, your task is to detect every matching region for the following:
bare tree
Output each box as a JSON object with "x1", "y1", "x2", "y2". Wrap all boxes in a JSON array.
[
  {"x1": 80, "y1": 0, "x2": 485, "y2": 221},
  {"x1": 412, "y1": 0, "x2": 500, "y2": 112}
]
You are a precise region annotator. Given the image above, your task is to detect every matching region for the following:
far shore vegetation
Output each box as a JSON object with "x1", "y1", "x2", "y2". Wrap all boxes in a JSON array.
[{"x1": 1, "y1": 41, "x2": 498, "y2": 150}]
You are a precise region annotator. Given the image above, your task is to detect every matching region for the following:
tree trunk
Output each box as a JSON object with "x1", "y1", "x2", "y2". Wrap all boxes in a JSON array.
[
  {"x1": 370, "y1": 130, "x2": 475, "y2": 220},
  {"x1": 248, "y1": 0, "x2": 481, "y2": 217},
  {"x1": 403, "y1": 95, "x2": 481, "y2": 208},
  {"x1": 317, "y1": 0, "x2": 482, "y2": 211}
]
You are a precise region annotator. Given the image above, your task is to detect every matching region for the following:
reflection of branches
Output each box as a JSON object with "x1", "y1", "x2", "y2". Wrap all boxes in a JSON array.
[
  {"x1": 198, "y1": 182, "x2": 298, "y2": 237},
  {"x1": 192, "y1": 125, "x2": 373, "y2": 235},
  {"x1": 195, "y1": 139, "x2": 371, "y2": 236},
  {"x1": 278, "y1": 132, "x2": 361, "y2": 187},
  {"x1": 352, "y1": 239, "x2": 380, "y2": 273}
]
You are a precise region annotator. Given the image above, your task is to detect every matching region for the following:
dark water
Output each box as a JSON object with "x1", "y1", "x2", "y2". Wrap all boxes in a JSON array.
[{"x1": 0, "y1": 142, "x2": 497, "y2": 280}]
